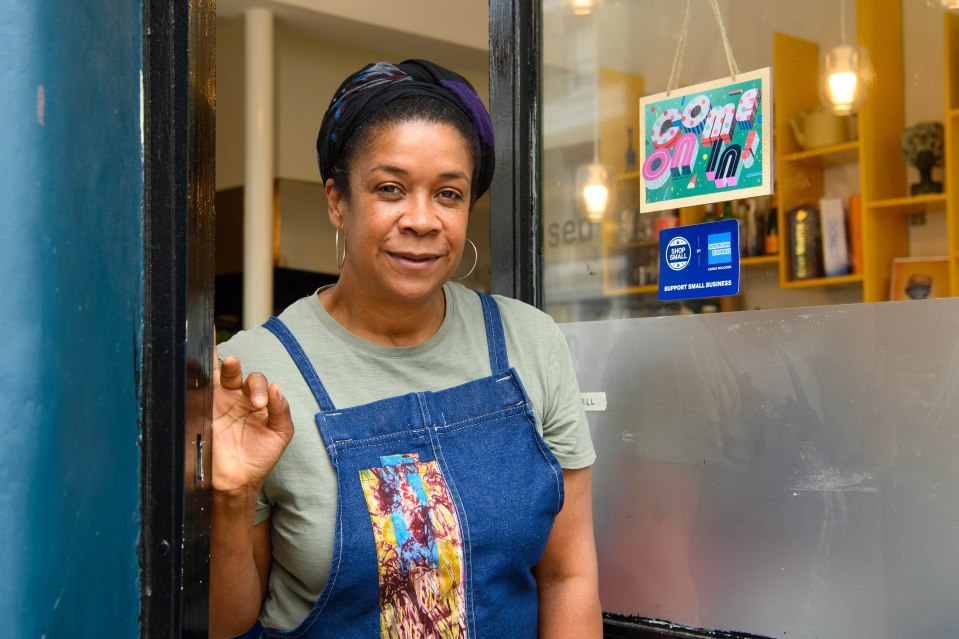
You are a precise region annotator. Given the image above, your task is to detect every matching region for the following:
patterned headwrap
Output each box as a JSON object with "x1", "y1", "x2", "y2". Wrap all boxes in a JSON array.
[{"x1": 316, "y1": 59, "x2": 495, "y2": 200}]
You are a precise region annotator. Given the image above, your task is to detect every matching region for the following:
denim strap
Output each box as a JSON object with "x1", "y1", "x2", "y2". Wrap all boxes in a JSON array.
[
  {"x1": 263, "y1": 316, "x2": 337, "y2": 412},
  {"x1": 476, "y1": 292, "x2": 510, "y2": 376}
]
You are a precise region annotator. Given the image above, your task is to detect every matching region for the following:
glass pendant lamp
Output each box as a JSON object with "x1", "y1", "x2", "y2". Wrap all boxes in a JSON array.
[
  {"x1": 820, "y1": 0, "x2": 871, "y2": 115},
  {"x1": 576, "y1": 162, "x2": 611, "y2": 222}
]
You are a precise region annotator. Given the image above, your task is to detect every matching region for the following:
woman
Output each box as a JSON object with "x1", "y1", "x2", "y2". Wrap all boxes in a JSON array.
[{"x1": 211, "y1": 60, "x2": 600, "y2": 639}]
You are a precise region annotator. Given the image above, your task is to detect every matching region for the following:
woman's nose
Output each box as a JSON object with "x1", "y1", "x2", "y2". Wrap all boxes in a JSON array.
[{"x1": 398, "y1": 192, "x2": 442, "y2": 234}]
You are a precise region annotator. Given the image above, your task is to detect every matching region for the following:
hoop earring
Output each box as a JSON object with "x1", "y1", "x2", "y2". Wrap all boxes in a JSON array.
[
  {"x1": 452, "y1": 239, "x2": 478, "y2": 282},
  {"x1": 335, "y1": 228, "x2": 346, "y2": 269}
]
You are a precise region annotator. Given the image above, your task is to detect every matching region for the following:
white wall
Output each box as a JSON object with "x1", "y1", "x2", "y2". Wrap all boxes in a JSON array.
[{"x1": 216, "y1": 20, "x2": 246, "y2": 191}]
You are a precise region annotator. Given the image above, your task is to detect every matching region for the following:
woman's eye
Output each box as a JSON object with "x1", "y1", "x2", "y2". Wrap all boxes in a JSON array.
[
  {"x1": 438, "y1": 189, "x2": 464, "y2": 202},
  {"x1": 378, "y1": 184, "x2": 402, "y2": 196}
]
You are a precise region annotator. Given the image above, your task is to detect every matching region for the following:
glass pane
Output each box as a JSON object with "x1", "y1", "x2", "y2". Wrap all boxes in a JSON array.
[
  {"x1": 542, "y1": 0, "x2": 958, "y2": 320},
  {"x1": 561, "y1": 299, "x2": 959, "y2": 638}
]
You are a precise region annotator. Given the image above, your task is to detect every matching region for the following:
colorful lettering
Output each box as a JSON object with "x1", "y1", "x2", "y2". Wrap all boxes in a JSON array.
[
  {"x1": 642, "y1": 147, "x2": 672, "y2": 190},
  {"x1": 713, "y1": 144, "x2": 743, "y2": 188},
  {"x1": 741, "y1": 130, "x2": 760, "y2": 168},
  {"x1": 702, "y1": 103, "x2": 736, "y2": 146},
  {"x1": 705, "y1": 142, "x2": 724, "y2": 180},
  {"x1": 650, "y1": 108, "x2": 683, "y2": 149},
  {"x1": 681, "y1": 95, "x2": 711, "y2": 135},
  {"x1": 736, "y1": 88, "x2": 761, "y2": 130},
  {"x1": 669, "y1": 132, "x2": 699, "y2": 177}
]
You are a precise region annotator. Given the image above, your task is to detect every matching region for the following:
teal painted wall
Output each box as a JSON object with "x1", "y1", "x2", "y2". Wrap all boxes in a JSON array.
[{"x1": 0, "y1": 1, "x2": 143, "y2": 636}]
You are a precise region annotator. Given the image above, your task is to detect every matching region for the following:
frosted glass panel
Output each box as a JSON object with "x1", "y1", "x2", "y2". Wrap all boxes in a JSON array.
[{"x1": 561, "y1": 299, "x2": 959, "y2": 639}]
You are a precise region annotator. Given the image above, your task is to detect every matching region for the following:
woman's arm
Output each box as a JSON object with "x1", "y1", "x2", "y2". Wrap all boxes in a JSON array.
[
  {"x1": 209, "y1": 349, "x2": 294, "y2": 638},
  {"x1": 209, "y1": 503, "x2": 272, "y2": 637},
  {"x1": 534, "y1": 466, "x2": 602, "y2": 639}
]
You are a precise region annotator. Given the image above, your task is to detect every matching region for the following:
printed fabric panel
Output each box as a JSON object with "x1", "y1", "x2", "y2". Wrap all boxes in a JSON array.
[{"x1": 359, "y1": 453, "x2": 468, "y2": 639}]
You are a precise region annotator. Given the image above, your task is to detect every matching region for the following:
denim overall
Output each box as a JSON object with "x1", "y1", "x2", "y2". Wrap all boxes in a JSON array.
[{"x1": 261, "y1": 292, "x2": 565, "y2": 638}]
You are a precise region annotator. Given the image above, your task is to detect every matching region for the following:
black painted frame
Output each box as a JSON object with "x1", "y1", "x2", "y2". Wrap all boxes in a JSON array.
[
  {"x1": 489, "y1": 0, "x2": 543, "y2": 306},
  {"x1": 141, "y1": 0, "x2": 216, "y2": 636},
  {"x1": 486, "y1": 3, "x2": 769, "y2": 639}
]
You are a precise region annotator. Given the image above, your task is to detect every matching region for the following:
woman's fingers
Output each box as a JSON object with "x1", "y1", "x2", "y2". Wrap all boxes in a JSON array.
[
  {"x1": 266, "y1": 382, "x2": 294, "y2": 440},
  {"x1": 219, "y1": 356, "x2": 245, "y2": 391},
  {"x1": 243, "y1": 371, "x2": 270, "y2": 409}
]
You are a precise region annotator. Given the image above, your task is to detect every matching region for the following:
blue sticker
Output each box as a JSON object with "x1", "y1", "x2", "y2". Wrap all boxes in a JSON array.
[{"x1": 659, "y1": 219, "x2": 741, "y2": 301}]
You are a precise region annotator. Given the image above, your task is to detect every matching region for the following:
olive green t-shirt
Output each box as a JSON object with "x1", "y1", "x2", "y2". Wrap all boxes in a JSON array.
[{"x1": 218, "y1": 282, "x2": 595, "y2": 631}]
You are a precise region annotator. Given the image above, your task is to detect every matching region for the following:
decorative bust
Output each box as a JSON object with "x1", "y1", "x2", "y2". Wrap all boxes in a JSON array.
[{"x1": 901, "y1": 122, "x2": 944, "y2": 195}]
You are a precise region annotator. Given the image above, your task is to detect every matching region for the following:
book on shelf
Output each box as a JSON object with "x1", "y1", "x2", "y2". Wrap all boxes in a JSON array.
[
  {"x1": 819, "y1": 196, "x2": 850, "y2": 277},
  {"x1": 789, "y1": 204, "x2": 823, "y2": 280}
]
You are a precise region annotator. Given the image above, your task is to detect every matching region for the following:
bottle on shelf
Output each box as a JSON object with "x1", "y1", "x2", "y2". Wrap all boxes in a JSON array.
[
  {"x1": 720, "y1": 200, "x2": 736, "y2": 221},
  {"x1": 652, "y1": 208, "x2": 679, "y2": 242},
  {"x1": 702, "y1": 203, "x2": 718, "y2": 223},
  {"x1": 625, "y1": 127, "x2": 637, "y2": 172},
  {"x1": 742, "y1": 198, "x2": 765, "y2": 257},
  {"x1": 765, "y1": 207, "x2": 779, "y2": 255}
]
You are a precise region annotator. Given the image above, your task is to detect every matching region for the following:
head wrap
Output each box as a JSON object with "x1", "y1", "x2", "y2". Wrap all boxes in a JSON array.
[{"x1": 316, "y1": 59, "x2": 495, "y2": 200}]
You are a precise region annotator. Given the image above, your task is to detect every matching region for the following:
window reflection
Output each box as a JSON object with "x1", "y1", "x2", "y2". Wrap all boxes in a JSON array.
[{"x1": 543, "y1": 0, "x2": 959, "y2": 320}]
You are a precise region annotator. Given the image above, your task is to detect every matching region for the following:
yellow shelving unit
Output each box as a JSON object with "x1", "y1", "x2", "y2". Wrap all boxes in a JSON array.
[
  {"x1": 868, "y1": 194, "x2": 949, "y2": 215},
  {"x1": 946, "y1": 13, "x2": 959, "y2": 296},
  {"x1": 598, "y1": 67, "x2": 651, "y2": 296},
  {"x1": 773, "y1": 0, "x2": 918, "y2": 302},
  {"x1": 742, "y1": 255, "x2": 780, "y2": 267},
  {"x1": 780, "y1": 140, "x2": 861, "y2": 165}
]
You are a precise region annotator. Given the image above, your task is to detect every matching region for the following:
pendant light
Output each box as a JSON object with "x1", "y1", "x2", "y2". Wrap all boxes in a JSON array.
[
  {"x1": 570, "y1": 0, "x2": 603, "y2": 16},
  {"x1": 820, "y1": 0, "x2": 870, "y2": 115},
  {"x1": 575, "y1": 6, "x2": 612, "y2": 224},
  {"x1": 577, "y1": 162, "x2": 611, "y2": 221}
]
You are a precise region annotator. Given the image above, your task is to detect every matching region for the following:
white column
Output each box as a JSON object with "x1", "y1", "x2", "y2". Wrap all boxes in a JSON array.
[{"x1": 243, "y1": 8, "x2": 275, "y2": 329}]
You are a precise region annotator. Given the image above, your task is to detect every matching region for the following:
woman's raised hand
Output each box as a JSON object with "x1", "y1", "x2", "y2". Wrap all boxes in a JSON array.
[{"x1": 213, "y1": 343, "x2": 295, "y2": 495}]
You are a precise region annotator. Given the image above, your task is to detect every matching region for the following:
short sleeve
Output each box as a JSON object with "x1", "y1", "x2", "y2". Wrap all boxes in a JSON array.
[
  {"x1": 254, "y1": 487, "x2": 272, "y2": 525},
  {"x1": 541, "y1": 323, "x2": 596, "y2": 469}
]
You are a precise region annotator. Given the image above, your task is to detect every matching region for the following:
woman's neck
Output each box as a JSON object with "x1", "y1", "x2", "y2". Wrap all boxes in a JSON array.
[{"x1": 318, "y1": 280, "x2": 447, "y2": 347}]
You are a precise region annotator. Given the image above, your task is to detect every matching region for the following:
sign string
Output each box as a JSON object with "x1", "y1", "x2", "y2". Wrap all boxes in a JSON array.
[{"x1": 666, "y1": 0, "x2": 741, "y2": 96}]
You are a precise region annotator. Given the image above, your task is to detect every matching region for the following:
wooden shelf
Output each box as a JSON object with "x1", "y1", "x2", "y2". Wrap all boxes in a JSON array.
[
  {"x1": 615, "y1": 171, "x2": 641, "y2": 182},
  {"x1": 782, "y1": 273, "x2": 864, "y2": 289},
  {"x1": 780, "y1": 140, "x2": 861, "y2": 165},
  {"x1": 742, "y1": 254, "x2": 779, "y2": 267},
  {"x1": 868, "y1": 193, "x2": 948, "y2": 214},
  {"x1": 606, "y1": 240, "x2": 658, "y2": 251},
  {"x1": 950, "y1": 107, "x2": 959, "y2": 118},
  {"x1": 605, "y1": 283, "x2": 658, "y2": 296}
]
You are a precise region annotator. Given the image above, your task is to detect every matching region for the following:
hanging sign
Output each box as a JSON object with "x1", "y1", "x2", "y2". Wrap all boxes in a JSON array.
[
  {"x1": 639, "y1": 67, "x2": 772, "y2": 213},
  {"x1": 658, "y1": 218, "x2": 741, "y2": 301}
]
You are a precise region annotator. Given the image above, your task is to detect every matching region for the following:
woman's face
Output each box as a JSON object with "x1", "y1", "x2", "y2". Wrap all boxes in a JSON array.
[{"x1": 327, "y1": 119, "x2": 473, "y2": 306}]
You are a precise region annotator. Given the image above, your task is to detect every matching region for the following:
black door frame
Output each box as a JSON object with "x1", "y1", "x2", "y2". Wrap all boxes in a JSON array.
[
  {"x1": 488, "y1": 0, "x2": 543, "y2": 308},
  {"x1": 141, "y1": 0, "x2": 216, "y2": 636},
  {"x1": 486, "y1": 3, "x2": 767, "y2": 638}
]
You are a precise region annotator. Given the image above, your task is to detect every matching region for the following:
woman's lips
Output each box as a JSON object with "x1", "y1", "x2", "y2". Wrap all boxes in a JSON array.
[{"x1": 387, "y1": 252, "x2": 443, "y2": 271}]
